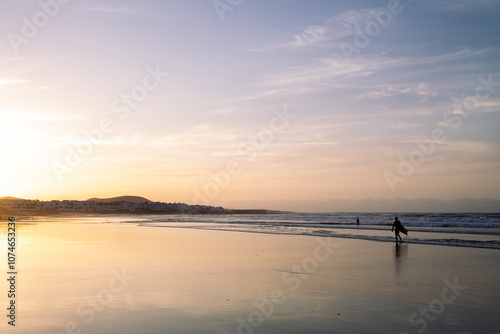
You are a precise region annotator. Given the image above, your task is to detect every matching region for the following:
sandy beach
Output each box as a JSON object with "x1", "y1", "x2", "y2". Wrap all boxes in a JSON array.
[{"x1": 1, "y1": 218, "x2": 499, "y2": 334}]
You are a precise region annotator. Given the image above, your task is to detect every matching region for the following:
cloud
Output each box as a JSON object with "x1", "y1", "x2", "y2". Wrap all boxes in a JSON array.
[
  {"x1": 385, "y1": 122, "x2": 421, "y2": 129},
  {"x1": 0, "y1": 79, "x2": 30, "y2": 85},
  {"x1": 356, "y1": 82, "x2": 438, "y2": 101},
  {"x1": 248, "y1": 54, "x2": 401, "y2": 98},
  {"x1": 242, "y1": 47, "x2": 488, "y2": 100},
  {"x1": 420, "y1": 0, "x2": 500, "y2": 11},
  {"x1": 101, "y1": 125, "x2": 245, "y2": 151},
  {"x1": 439, "y1": 141, "x2": 495, "y2": 160},
  {"x1": 438, "y1": 121, "x2": 456, "y2": 127},
  {"x1": 0, "y1": 110, "x2": 72, "y2": 123},
  {"x1": 392, "y1": 83, "x2": 435, "y2": 96},
  {"x1": 474, "y1": 99, "x2": 500, "y2": 113},
  {"x1": 72, "y1": 4, "x2": 168, "y2": 18},
  {"x1": 409, "y1": 48, "x2": 488, "y2": 65},
  {"x1": 210, "y1": 107, "x2": 238, "y2": 115},
  {"x1": 252, "y1": 7, "x2": 389, "y2": 51},
  {"x1": 288, "y1": 7, "x2": 387, "y2": 48}
]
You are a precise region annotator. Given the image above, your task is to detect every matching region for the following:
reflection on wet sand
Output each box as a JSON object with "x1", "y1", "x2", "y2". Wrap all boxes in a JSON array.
[{"x1": 394, "y1": 242, "x2": 408, "y2": 279}]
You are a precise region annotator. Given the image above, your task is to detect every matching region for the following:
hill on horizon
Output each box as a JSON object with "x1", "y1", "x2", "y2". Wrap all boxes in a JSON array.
[
  {"x1": 0, "y1": 196, "x2": 26, "y2": 201},
  {"x1": 86, "y1": 196, "x2": 152, "y2": 203}
]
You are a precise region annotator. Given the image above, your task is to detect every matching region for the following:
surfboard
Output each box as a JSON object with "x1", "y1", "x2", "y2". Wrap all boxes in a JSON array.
[{"x1": 400, "y1": 225, "x2": 408, "y2": 236}]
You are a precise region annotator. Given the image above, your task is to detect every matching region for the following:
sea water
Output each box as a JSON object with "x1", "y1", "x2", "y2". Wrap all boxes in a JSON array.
[{"x1": 111, "y1": 212, "x2": 500, "y2": 249}]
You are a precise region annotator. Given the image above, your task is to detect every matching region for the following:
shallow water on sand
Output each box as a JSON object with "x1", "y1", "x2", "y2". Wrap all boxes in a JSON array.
[
  {"x1": 1, "y1": 217, "x2": 499, "y2": 333},
  {"x1": 131, "y1": 212, "x2": 500, "y2": 249}
]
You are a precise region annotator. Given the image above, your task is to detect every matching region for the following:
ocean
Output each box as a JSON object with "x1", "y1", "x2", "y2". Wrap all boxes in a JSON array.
[{"x1": 99, "y1": 212, "x2": 500, "y2": 250}]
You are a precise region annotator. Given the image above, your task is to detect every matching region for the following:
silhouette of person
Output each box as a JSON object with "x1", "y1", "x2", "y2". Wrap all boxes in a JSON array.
[
  {"x1": 356, "y1": 218, "x2": 360, "y2": 225},
  {"x1": 392, "y1": 216, "x2": 404, "y2": 243}
]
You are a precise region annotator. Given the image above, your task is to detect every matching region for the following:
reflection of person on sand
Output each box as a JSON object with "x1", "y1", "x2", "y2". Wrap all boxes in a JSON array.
[{"x1": 392, "y1": 216, "x2": 407, "y2": 243}]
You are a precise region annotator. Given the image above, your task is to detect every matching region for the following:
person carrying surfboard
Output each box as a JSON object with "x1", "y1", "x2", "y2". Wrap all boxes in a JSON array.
[{"x1": 392, "y1": 216, "x2": 407, "y2": 243}]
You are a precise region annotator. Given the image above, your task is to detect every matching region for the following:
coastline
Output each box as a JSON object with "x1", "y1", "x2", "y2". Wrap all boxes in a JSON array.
[
  {"x1": 0, "y1": 196, "x2": 288, "y2": 217},
  {"x1": 1, "y1": 218, "x2": 499, "y2": 333}
]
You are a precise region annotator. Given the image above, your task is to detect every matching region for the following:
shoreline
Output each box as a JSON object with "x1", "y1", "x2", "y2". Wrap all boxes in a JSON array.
[{"x1": 138, "y1": 223, "x2": 500, "y2": 250}]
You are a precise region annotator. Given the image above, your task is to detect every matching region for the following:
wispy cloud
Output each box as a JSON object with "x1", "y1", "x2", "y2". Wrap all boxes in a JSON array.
[
  {"x1": 249, "y1": 54, "x2": 400, "y2": 98},
  {"x1": 385, "y1": 121, "x2": 421, "y2": 129},
  {"x1": 72, "y1": 4, "x2": 169, "y2": 18},
  {"x1": 437, "y1": 141, "x2": 498, "y2": 163},
  {"x1": 475, "y1": 99, "x2": 500, "y2": 113},
  {"x1": 209, "y1": 107, "x2": 238, "y2": 115},
  {"x1": 0, "y1": 110, "x2": 73, "y2": 123},
  {"x1": 408, "y1": 48, "x2": 488, "y2": 66},
  {"x1": 245, "y1": 47, "x2": 488, "y2": 100},
  {"x1": 356, "y1": 82, "x2": 438, "y2": 101},
  {"x1": 0, "y1": 79, "x2": 31, "y2": 85},
  {"x1": 420, "y1": 0, "x2": 500, "y2": 11},
  {"x1": 251, "y1": 7, "x2": 387, "y2": 51},
  {"x1": 291, "y1": 7, "x2": 393, "y2": 48}
]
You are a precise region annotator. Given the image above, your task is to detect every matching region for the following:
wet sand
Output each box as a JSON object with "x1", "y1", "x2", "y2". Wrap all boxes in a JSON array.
[{"x1": 1, "y1": 219, "x2": 499, "y2": 334}]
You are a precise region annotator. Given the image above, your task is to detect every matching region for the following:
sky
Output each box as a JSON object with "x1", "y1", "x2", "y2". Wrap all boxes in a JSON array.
[{"x1": 1, "y1": 0, "x2": 499, "y2": 212}]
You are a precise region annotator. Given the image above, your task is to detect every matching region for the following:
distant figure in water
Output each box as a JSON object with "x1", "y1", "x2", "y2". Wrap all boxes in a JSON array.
[
  {"x1": 356, "y1": 218, "x2": 360, "y2": 225},
  {"x1": 392, "y1": 216, "x2": 407, "y2": 243}
]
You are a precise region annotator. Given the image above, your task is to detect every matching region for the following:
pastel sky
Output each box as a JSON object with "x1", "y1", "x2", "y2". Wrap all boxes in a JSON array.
[{"x1": 1, "y1": 0, "x2": 499, "y2": 212}]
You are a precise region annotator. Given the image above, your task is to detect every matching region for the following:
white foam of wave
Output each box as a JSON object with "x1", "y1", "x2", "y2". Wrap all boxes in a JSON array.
[{"x1": 138, "y1": 221, "x2": 500, "y2": 250}]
